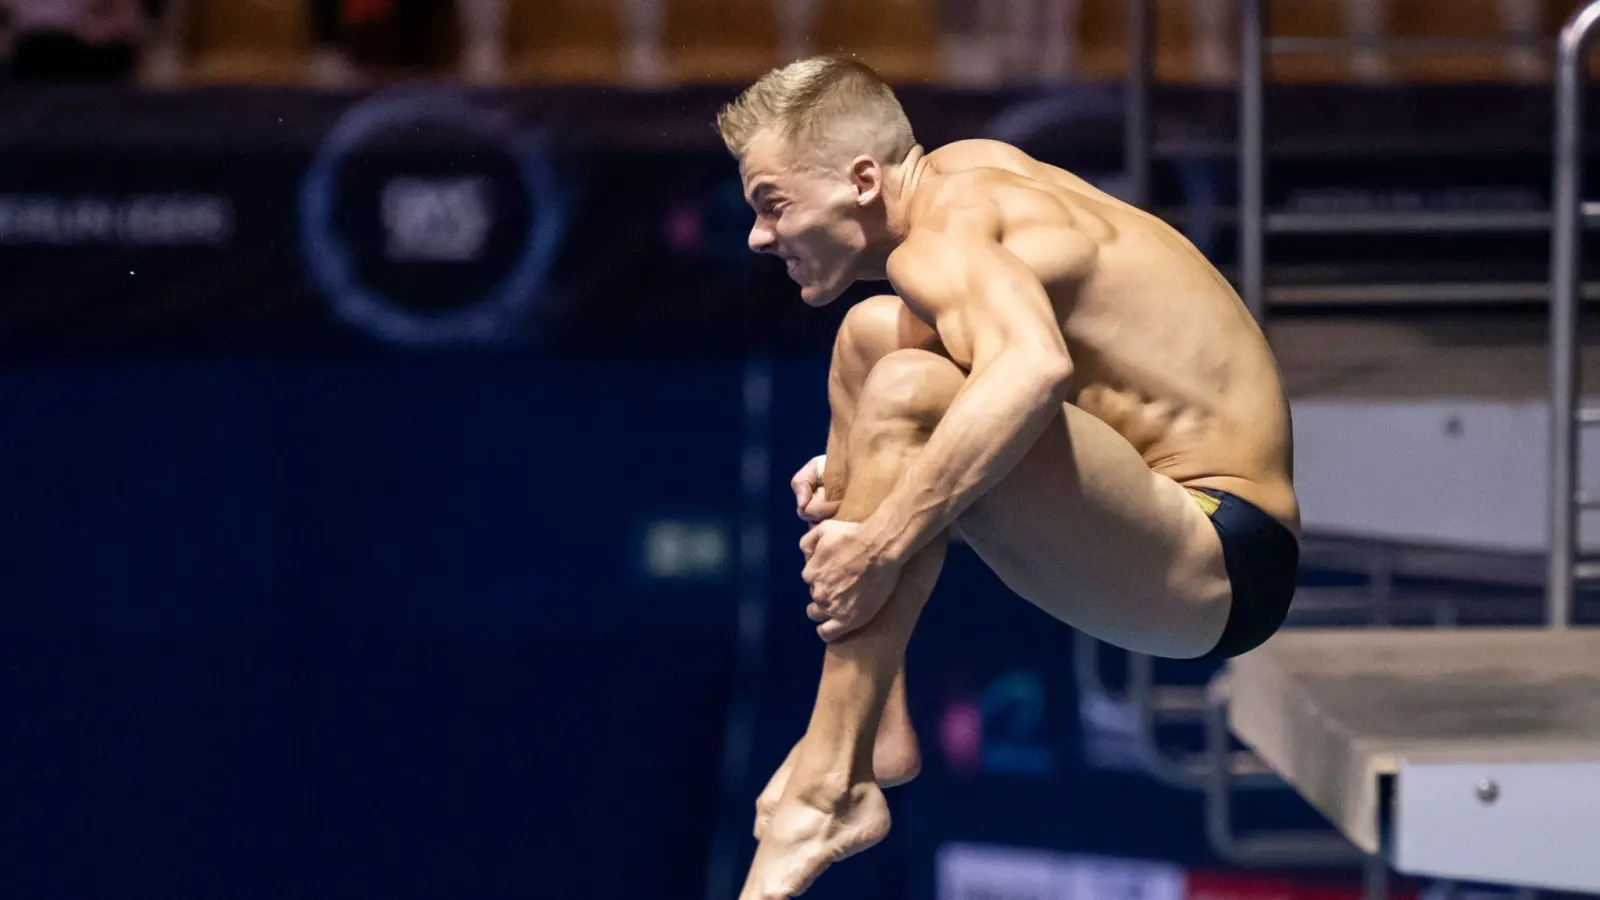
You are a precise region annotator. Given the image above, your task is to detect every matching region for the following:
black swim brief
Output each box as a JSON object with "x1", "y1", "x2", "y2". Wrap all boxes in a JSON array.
[{"x1": 1186, "y1": 488, "x2": 1299, "y2": 660}]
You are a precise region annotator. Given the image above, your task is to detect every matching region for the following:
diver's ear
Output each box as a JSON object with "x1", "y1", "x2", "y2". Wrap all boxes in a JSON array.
[{"x1": 848, "y1": 156, "x2": 883, "y2": 207}]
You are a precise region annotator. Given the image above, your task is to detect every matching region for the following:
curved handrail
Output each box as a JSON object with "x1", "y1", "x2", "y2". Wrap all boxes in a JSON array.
[{"x1": 1548, "y1": 0, "x2": 1600, "y2": 631}]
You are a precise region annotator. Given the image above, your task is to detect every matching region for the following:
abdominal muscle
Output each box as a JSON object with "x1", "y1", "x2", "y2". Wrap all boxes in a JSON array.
[{"x1": 1075, "y1": 376, "x2": 1300, "y2": 534}]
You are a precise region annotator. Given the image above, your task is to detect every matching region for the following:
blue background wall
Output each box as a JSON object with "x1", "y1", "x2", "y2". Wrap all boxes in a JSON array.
[
  {"x1": 0, "y1": 356, "x2": 1415, "y2": 900},
  {"x1": 4, "y1": 360, "x2": 747, "y2": 898}
]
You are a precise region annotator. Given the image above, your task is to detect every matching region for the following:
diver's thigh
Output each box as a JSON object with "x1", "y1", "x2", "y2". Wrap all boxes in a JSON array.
[{"x1": 955, "y1": 402, "x2": 1230, "y2": 658}]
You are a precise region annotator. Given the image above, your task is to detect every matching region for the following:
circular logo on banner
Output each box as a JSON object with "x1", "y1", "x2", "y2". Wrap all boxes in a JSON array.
[{"x1": 299, "y1": 88, "x2": 566, "y2": 346}]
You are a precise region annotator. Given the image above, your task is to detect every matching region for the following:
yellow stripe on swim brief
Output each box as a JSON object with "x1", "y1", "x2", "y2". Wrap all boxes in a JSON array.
[{"x1": 1187, "y1": 488, "x2": 1221, "y2": 517}]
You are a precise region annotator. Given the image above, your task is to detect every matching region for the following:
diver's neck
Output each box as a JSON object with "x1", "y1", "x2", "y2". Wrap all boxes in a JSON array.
[
  {"x1": 860, "y1": 145, "x2": 929, "y2": 282},
  {"x1": 885, "y1": 145, "x2": 929, "y2": 241}
]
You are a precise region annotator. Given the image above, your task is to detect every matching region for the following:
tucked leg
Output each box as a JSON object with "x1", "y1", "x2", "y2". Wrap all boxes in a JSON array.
[{"x1": 741, "y1": 349, "x2": 964, "y2": 900}]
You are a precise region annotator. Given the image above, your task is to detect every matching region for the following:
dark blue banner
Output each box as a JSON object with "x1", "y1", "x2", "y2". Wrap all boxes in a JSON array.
[
  {"x1": 0, "y1": 82, "x2": 1588, "y2": 358},
  {"x1": 1, "y1": 359, "x2": 747, "y2": 899}
]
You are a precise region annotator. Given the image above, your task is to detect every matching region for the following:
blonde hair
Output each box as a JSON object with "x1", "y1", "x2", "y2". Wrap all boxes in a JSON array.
[{"x1": 716, "y1": 56, "x2": 917, "y2": 167}]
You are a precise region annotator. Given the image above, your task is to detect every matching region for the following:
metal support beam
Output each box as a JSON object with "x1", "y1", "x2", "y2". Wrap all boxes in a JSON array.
[
  {"x1": 1238, "y1": 0, "x2": 1265, "y2": 324},
  {"x1": 1125, "y1": 0, "x2": 1154, "y2": 210},
  {"x1": 1548, "y1": 0, "x2": 1600, "y2": 631}
]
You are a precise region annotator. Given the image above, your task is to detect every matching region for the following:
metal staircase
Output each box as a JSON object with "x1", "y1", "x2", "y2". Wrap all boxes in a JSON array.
[
  {"x1": 1108, "y1": 0, "x2": 1600, "y2": 890},
  {"x1": 1237, "y1": 0, "x2": 1600, "y2": 316}
]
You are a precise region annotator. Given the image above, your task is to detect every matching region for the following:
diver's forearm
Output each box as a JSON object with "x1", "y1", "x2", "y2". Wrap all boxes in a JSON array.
[{"x1": 862, "y1": 352, "x2": 1069, "y2": 563}]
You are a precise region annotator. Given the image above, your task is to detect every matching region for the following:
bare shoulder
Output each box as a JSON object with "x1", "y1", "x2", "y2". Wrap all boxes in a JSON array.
[
  {"x1": 885, "y1": 188, "x2": 999, "y2": 313},
  {"x1": 902, "y1": 166, "x2": 1063, "y2": 240},
  {"x1": 888, "y1": 173, "x2": 1094, "y2": 311},
  {"x1": 921, "y1": 138, "x2": 1043, "y2": 175},
  {"x1": 923, "y1": 140, "x2": 1118, "y2": 205},
  {"x1": 894, "y1": 167, "x2": 1099, "y2": 305},
  {"x1": 903, "y1": 171, "x2": 1007, "y2": 235}
]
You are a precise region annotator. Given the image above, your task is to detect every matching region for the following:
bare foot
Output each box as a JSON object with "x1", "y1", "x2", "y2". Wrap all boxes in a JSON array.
[
  {"x1": 739, "y1": 781, "x2": 890, "y2": 900},
  {"x1": 755, "y1": 727, "x2": 918, "y2": 838}
]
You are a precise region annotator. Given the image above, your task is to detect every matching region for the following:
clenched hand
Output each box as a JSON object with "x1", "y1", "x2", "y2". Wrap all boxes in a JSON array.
[{"x1": 800, "y1": 520, "x2": 901, "y2": 641}]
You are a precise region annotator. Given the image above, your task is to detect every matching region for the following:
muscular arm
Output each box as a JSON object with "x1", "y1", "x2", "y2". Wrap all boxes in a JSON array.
[{"x1": 862, "y1": 202, "x2": 1090, "y2": 564}]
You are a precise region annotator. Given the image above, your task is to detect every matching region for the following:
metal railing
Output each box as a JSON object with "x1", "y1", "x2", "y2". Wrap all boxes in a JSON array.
[
  {"x1": 1229, "y1": 0, "x2": 1600, "y2": 323},
  {"x1": 1548, "y1": 0, "x2": 1600, "y2": 631},
  {"x1": 1116, "y1": 0, "x2": 1600, "y2": 889},
  {"x1": 1237, "y1": 0, "x2": 1266, "y2": 323}
]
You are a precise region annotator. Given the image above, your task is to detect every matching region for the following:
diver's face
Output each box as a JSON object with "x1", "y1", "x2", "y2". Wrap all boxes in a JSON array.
[{"x1": 741, "y1": 132, "x2": 872, "y2": 307}]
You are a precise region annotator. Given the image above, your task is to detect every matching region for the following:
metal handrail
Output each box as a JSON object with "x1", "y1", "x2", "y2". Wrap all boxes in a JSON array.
[
  {"x1": 1265, "y1": 208, "x2": 1600, "y2": 234},
  {"x1": 1267, "y1": 35, "x2": 1554, "y2": 54},
  {"x1": 1548, "y1": 0, "x2": 1600, "y2": 631},
  {"x1": 1204, "y1": 675, "x2": 1366, "y2": 868},
  {"x1": 1268, "y1": 280, "x2": 1600, "y2": 305},
  {"x1": 1124, "y1": 0, "x2": 1154, "y2": 210},
  {"x1": 1072, "y1": 631, "x2": 1284, "y2": 788},
  {"x1": 1238, "y1": 0, "x2": 1266, "y2": 323}
]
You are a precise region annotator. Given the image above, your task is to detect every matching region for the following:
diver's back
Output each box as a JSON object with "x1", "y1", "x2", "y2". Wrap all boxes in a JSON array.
[
  {"x1": 919, "y1": 140, "x2": 1298, "y2": 527},
  {"x1": 921, "y1": 140, "x2": 1250, "y2": 334}
]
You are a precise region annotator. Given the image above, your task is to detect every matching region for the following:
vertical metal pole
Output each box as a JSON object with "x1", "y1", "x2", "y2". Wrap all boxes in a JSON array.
[
  {"x1": 1126, "y1": 0, "x2": 1155, "y2": 209},
  {"x1": 1549, "y1": 0, "x2": 1600, "y2": 631},
  {"x1": 1238, "y1": 0, "x2": 1267, "y2": 324},
  {"x1": 1202, "y1": 676, "x2": 1362, "y2": 866},
  {"x1": 1362, "y1": 852, "x2": 1391, "y2": 900}
]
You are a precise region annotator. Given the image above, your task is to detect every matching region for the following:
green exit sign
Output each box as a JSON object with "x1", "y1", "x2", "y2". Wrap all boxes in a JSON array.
[{"x1": 642, "y1": 520, "x2": 732, "y2": 580}]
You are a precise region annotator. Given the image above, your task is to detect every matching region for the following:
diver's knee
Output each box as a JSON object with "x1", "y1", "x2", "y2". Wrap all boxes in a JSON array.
[
  {"x1": 833, "y1": 295, "x2": 910, "y2": 375},
  {"x1": 856, "y1": 349, "x2": 964, "y2": 433},
  {"x1": 840, "y1": 295, "x2": 906, "y2": 347}
]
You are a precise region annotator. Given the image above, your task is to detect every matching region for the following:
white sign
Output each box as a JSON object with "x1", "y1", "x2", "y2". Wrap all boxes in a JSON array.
[{"x1": 381, "y1": 176, "x2": 492, "y2": 263}]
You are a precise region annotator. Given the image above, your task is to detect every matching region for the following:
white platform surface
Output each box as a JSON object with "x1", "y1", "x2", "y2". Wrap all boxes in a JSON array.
[{"x1": 1227, "y1": 629, "x2": 1600, "y2": 870}]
